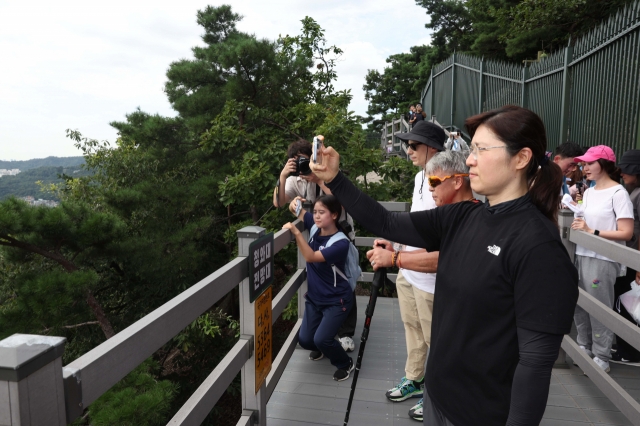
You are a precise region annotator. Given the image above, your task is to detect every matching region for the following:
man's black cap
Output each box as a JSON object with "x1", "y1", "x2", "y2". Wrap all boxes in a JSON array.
[
  {"x1": 395, "y1": 121, "x2": 446, "y2": 151},
  {"x1": 619, "y1": 149, "x2": 640, "y2": 175}
]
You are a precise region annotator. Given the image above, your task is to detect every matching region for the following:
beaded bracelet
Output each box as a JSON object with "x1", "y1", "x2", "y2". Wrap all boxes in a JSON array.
[{"x1": 391, "y1": 250, "x2": 399, "y2": 268}]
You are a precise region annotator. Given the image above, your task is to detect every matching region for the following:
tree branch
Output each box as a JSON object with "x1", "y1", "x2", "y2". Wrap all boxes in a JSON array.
[
  {"x1": 0, "y1": 235, "x2": 78, "y2": 272},
  {"x1": 63, "y1": 321, "x2": 100, "y2": 329},
  {"x1": 0, "y1": 234, "x2": 116, "y2": 339}
]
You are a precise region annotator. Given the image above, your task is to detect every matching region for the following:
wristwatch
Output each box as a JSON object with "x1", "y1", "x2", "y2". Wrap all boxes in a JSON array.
[{"x1": 593, "y1": 229, "x2": 600, "y2": 236}]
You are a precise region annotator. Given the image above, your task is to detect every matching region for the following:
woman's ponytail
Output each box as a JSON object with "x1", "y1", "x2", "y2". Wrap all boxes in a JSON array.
[{"x1": 528, "y1": 159, "x2": 563, "y2": 226}]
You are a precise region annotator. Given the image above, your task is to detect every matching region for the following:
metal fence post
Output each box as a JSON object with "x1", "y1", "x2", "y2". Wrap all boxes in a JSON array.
[
  {"x1": 637, "y1": 107, "x2": 640, "y2": 149},
  {"x1": 559, "y1": 45, "x2": 574, "y2": 146},
  {"x1": 0, "y1": 334, "x2": 67, "y2": 425},
  {"x1": 237, "y1": 226, "x2": 267, "y2": 425},
  {"x1": 451, "y1": 52, "x2": 457, "y2": 128},
  {"x1": 521, "y1": 65, "x2": 529, "y2": 109},
  {"x1": 430, "y1": 69, "x2": 435, "y2": 120},
  {"x1": 478, "y1": 57, "x2": 484, "y2": 114}
]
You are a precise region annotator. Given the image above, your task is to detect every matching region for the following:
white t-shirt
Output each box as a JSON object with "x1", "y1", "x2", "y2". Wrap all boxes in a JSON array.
[
  {"x1": 576, "y1": 184, "x2": 634, "y2": 262},
  {"x1": 401, "y1": 170, "x2": 437, "y2": 294},
  {"x1": 284, "y1": 176, "x2": 321, "y2": 202}
]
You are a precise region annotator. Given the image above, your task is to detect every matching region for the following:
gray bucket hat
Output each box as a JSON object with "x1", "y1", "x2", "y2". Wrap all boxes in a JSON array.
[{"x1": 395, "y1": 121, "x2": 446, "y2": 151}]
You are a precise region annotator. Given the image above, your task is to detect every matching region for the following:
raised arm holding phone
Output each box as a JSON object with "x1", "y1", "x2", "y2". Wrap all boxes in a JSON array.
[{"x1": 311, "y1": 106, "x2": 578, "y2": 426}]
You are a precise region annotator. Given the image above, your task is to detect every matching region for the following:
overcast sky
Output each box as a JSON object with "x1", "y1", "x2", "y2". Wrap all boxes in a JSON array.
[{"x1": 0, "y1": 0, "x2": 431, "y2": 161}]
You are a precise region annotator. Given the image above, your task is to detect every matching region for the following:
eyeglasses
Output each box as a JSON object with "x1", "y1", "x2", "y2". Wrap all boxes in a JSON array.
[
  {"x1": 427, "y1": 174, "x2": 469, "y2": 188},
  {"x1": 469, "y1": 143, "x2": 507, "y2": 159},
  {"x1": 407, "y1": 142, "x2": 421, "y2": 151}
]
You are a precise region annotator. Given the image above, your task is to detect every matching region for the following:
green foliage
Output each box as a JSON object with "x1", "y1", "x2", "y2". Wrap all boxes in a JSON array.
[
  {"x1": 0, "y1": 166, "x2": 88, "y2": 201},
  {"x1": 173, "y1": 308, "x2": 240, "y2": 353},
  {"x1": 379, "y1": 156, "x2": 420, "y2": 202},
  {"x1": 362, "y1": 46, "x2": 434, "y2": 131},
  {"x1": 78, "y1": 360, "x2": 177, "y2": 426},
  {"x1": 0, "y1": 197, "x2": 127, "y2": 342},
  {"x1": 282, "y1": 293, "x2": 298, "y2": 321}
]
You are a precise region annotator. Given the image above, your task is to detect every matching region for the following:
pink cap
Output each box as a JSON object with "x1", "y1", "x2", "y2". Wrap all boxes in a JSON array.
[{"x1": 574, "y1": 145, "x2": 616, "y2": 163}]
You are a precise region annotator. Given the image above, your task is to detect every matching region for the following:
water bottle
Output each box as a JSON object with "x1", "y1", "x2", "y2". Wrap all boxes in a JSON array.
[{"x1": 574, "y1": 201, "x2": 584, "y2": 220}]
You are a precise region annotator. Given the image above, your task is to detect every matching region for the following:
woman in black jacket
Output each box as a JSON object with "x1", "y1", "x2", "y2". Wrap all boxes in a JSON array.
[{"x1": 311, "y1": 105, "x2": 578, "y2": 426}]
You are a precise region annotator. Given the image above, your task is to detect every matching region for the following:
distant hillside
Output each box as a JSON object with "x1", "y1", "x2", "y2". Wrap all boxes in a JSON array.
[
  {"x1": 0, "y1": 156, "x2": 84, "y2": 170},
  {"x1": 0, "y1": 166, "x2": 90, "y2": 201}
]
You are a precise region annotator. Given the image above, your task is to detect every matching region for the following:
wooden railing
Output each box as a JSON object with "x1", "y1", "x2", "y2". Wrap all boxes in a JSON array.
[
  {"x1": 0, "y1": 202, "x2": 410, "y2": 426},
  {"x1": 3, "y1": 205, "x2": 639, "y2": 425},
  {"x1": 558, "y1": 209, "x2": 640, "y2": 424}
]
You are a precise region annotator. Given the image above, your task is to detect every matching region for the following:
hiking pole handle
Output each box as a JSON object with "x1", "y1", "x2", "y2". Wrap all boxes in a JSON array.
[{"x1": 365, "y1": 267, "x2": 386, "y2": 318}]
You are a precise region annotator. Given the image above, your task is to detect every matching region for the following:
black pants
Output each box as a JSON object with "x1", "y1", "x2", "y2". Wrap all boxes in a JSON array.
[
  {"x1": 423, "y1": 392, "x2": 455, "y2": 426},
  {"x1": 614, "y1": 267, "x2": 640, "y2": 361},
  {"x1": 337, "y1": 290, "x2": 357, "y2": 338}
]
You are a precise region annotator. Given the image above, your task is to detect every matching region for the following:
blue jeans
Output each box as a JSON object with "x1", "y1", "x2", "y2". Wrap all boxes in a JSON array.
[{"x1": 298, "y1": 296, "x2": 353, "y2": 369}]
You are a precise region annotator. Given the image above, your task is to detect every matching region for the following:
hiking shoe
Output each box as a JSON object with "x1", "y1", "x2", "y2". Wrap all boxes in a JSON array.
[
  {"x1": 408, "y1": 398, "x2": 423, "y2": 422},
  {"x1": 333, "y1": 358, "x2": 354, "y2": 381},
  {"x1": 339, "y1": 336, "x2": 355, "y2": 352},
  {"x1": 309, "y1": 350, "x2": 324, "y2": 361},
  {"x1": 611, "y1": 352, "x2": 640, "y2": 366},
  {"x1": 573, "y1": 345, "x2": 594, "y2": 366},
  {"x1": 385, "y1": 376, "x2": 424, "y2": 402},
  {"x1": 593, "y1": 356, "x2": 611, "y2": 373}
]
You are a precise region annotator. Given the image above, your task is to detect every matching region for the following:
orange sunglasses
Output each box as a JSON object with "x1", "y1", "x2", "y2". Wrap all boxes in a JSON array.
[{"x1": 427, "y1": 173, "x2": 469, "y2": 188}]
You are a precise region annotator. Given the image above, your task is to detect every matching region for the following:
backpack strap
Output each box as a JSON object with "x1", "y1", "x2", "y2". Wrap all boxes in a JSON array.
[
  {"x1": 326, "y1": 232, "x2": 349, "y2": 286},
  {"x1": 309, "y1": 224, "x2": 320, "y2": 243}
]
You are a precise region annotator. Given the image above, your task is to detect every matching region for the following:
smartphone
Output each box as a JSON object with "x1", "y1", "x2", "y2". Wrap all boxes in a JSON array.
[
  {"x1": 295, "y1": 199, "x2": 302, "y2": 216},
  {"x1": 312, "y1": 137, "x2": 323, "y2": 165}
]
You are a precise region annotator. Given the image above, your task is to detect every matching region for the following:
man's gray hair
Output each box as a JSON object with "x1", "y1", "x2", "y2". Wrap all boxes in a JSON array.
[{"x1": 426, "y1": 150, "x2": 469, "y2": 179}]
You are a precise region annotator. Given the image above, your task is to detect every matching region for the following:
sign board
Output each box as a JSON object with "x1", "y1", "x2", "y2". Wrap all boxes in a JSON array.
[
  {"x1": 254, "y1": 286, "x2": 272, "y2": 393},
  {"x1": 248, "y1": 232, "x2": 274, "y2": 302}
]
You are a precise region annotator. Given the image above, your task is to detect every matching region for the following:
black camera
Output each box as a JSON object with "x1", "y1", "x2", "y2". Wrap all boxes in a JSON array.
[{"x1": 289, "y1": 156, "x2": 311, "y2": 176}]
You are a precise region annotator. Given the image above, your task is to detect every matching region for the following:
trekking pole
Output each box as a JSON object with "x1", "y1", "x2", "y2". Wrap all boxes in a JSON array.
[{"x1": 343, "y1": 267, "x2": 386, "y2": 426}]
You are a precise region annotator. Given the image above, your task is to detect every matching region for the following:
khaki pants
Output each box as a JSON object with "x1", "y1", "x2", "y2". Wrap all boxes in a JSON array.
[{"x1": 396, "y1": 270, "x2": 434, "y2": 381}]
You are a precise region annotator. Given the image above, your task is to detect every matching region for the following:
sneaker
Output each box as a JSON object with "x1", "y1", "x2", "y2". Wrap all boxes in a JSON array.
[
  {"x1": 408, "y1": 398, "x2": 423, "y2": 422},
  {"x1": 573, "y1": 345, "x2": 594, "y2": 366},
  {"x1": 610, "y1": 352, "x2": 640, "y2": 366},
  {"x1": 593, "y1": 356, "x2": 611, "y2": 373},
  {"x1": 339, "y1": 336, "x2": 355, "y2": 352},
  {"x1": 309, "y1": 350, "x2": 324, "y2": 361},
  {"x1": 333, "y1": 358, "x2": 354, "y2": 381},
  {"x1": 385, "y1": 376, "x2": 424, "y2": 402}
]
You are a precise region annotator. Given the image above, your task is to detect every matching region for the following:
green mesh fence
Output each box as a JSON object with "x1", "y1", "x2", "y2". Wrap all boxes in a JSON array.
[{"x1": 419, "y1": 0, "x2": 640, "y2": 156}]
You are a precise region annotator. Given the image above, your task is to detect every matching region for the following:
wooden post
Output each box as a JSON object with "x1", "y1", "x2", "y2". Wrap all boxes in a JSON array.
[
  {"x1": 0, "y1": 334, "x2": 67, "y2": 425},
  {"x1": 297, "y1": 227, "x2": 308, "y2": 321},
  {"x1": 237, "y1": 226, "x2": 267, "y2": 425},
  {"x1": 556, "y1": 209, "x2": 576, "y2": 368}
]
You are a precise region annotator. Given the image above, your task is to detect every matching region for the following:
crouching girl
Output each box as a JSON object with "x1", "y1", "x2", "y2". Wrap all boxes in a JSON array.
[{"x1": 282, "y1": 194, "x2": 354, "y2": 381}]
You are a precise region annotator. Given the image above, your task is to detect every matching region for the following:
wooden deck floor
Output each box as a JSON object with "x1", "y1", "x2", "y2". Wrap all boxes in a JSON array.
[{"x1": 267, "y1": 296, "x2": 640, "y2": 426}]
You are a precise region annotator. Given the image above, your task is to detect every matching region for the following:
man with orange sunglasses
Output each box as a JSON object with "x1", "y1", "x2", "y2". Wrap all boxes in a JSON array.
[
  {"x1": 368, "y1": 147, "x2": 474, "y2": 421},
  {"x1": 366, "y1": 121, "x2": 445, "y2": 421}
]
